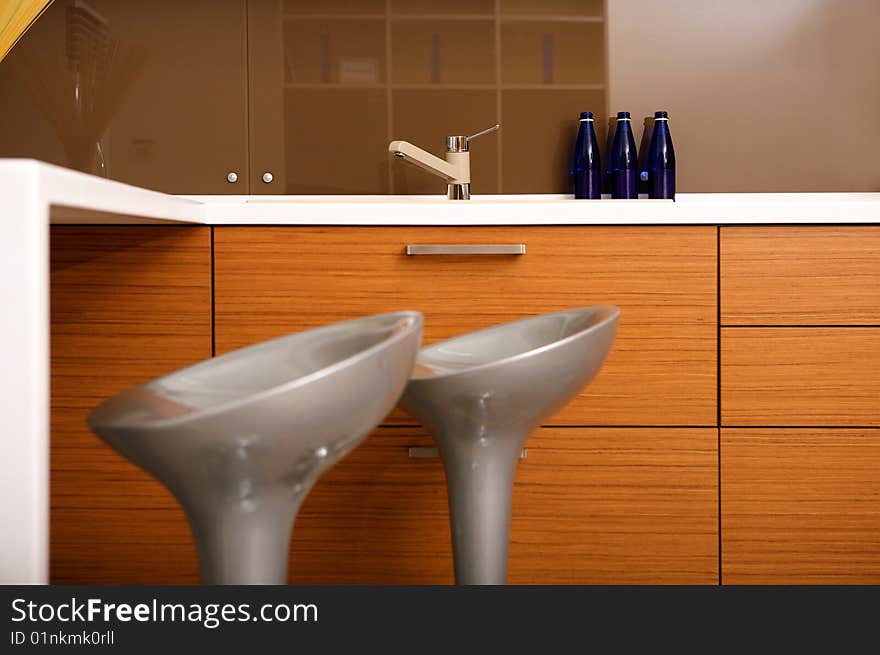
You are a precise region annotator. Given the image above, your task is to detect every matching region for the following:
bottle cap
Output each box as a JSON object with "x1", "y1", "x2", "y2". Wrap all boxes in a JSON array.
[
  {"x1": 654, "y1": 110, "x2": 669, "y2": 118},
  {"x1": 616, "y1": 111, "x2": 631, "y2": 119},
  {"x1": 579, "y1": 111, "x2": 593, "y2": 120}
]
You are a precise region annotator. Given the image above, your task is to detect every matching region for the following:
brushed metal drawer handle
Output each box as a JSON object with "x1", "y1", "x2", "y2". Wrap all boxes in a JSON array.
[
  {"x1": 405, "y1": 244, "x2": 525, "y2": 256},
  {"x1": 408, "y1": 446, "x2": 527, "y2": 459}
]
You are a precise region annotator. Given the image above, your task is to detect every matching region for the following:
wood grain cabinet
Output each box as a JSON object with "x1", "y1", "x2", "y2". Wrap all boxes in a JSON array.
[
  {"x1": 50, "y1": 227, "x2": 212, "y2": 583},
  {"x1": 290, "y1": 427, "x2": 718, "y2": 584},
  {"x1": 720, "y1": 226, "x2": 880, "y2": 583},
  {"x1": 721, "y1": 328, "x2": 880, "y2": 426},
  {"x1": 46, "y1": 223, "x2": 880, "y2": 584},
  {"x1": 721, "y1": 226, "x2": 880, "y2": 325},
  {"x1": 722, "y1": 428, "x2": 880, "y2": 584},
  {"x1": 213, "y1": 226, "x2": 718, "y2": 426},
  {"x1": 720, "y1": 227, "x2": 880, "y2": 427}
]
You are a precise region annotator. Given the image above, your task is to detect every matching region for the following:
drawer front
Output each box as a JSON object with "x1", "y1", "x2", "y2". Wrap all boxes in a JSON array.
[
  {"x1": 721, "y1": 328, "x2": 880, "y2": 426},
  {"x1": 290, "y1": 427, "x2": 718, "y2": 584},
  {"x1": 721, "y1": 226, "x2": 880, "y2": 325},
  {"x1": 722, "y1": 429, "x2": 880, "y2": 584},
  {"x1": 214, "y1": 226, "x2": 717, "y2": 426},
  {"x1": 50, "y1": 227, "x2": 212, "y2": 584}
]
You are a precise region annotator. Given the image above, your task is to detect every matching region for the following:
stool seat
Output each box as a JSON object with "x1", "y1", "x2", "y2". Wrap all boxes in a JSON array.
[
  {"x1": 401, "y1": 306, "x2": 619, "y2": 584},
  {"x1": 88, "y1": 311, "x2": 423, "y2": 584}
]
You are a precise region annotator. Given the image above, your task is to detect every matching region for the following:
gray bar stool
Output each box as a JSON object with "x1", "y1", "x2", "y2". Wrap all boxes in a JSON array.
[
  {"x1": 400, "y1": 306, "x2": 619, "y2": 585},
  {"x1": 88, "y1": 311, "x2": 423, "y2": 584}
]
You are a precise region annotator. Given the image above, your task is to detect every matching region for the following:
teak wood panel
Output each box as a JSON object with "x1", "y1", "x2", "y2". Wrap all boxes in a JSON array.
[
  {"x1": 214, "y1": 226, "x2": 717, "y2": 426},
  {"x1": 720, "y1": 226, "x2": 880, "y2": 325},
  {"x1": 721, "y1": 328, "x2": 880, "y2": 426},
  {"x1": 289, "y1": 427, "x2": 718, "y2": 584},
  {"x1": 50, "y1": 227, "x2": 212, "y2": 584},
  {"x1": 722, "y1": 428, "x2": 880, "y2": 584}
]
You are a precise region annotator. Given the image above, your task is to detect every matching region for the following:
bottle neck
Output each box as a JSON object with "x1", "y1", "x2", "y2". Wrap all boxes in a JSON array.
[{"x1": 652, "y1": 117, "x2": 669, "y2": 132}]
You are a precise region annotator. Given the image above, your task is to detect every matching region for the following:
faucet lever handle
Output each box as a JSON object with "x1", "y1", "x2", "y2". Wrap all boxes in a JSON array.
[
  {"x1": 446, "y1": 123, "x2": 500, "y2": 153},
  {"x1": 467, "y1": 123, "x2": 501, "y2": 142}
]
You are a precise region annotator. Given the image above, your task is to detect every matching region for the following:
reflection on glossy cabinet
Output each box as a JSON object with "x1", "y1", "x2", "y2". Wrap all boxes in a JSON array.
[
  {"x1": 722, "y1": 428, "x2": 880, "y2": 584},
  {"x1": 501, "y1": 0, "x2": 605, "y2": 16},
  {"x1": 49, "y1": 227, "x2": 212, "y2": 584},
  {"x1": 391, "y1": 19, "x2": 495, "y2": 85},
  {"x1": 289, "y1": 427, "x2": 718, "y2": 584},
  {"x1": 0, "y1": 0, "x2": 608, "y2": 194},
  {"x1": 249, "y1": 0, "x2": 608, "y2": 194},
  {"x1": 501, "y1": 20, "x2": 604, "y2": 85},
  {"x1": 283, "y1": 88, "x2": 390, "y2": 194},
  {"x1": 0, "y1": 0, "x2": 249, "y2": 194},
  {"x1": 213, "y1": 226, "x2": 718, "y2": 426},
  {"x1": 503, "y1": 89, "x2": 606, "y2": 193}
]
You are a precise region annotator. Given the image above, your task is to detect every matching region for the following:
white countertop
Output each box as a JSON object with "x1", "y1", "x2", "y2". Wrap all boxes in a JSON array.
[{"x1": 3, "y1": 159, "x2": 879, "y2": 225}]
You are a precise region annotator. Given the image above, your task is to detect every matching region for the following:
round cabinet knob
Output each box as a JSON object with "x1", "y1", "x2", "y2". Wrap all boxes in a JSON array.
[
  {"x1": 261, "y1": 172, "x2": 274, "y2": 184},
  {"x1": 226, "y1": 171, "x2": 238, "y2": 183}
]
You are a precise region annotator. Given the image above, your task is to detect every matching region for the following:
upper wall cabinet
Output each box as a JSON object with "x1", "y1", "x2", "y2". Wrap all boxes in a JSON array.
[
  {"x1": 0, "y1": 0, "x2": 249, "y2": 194},
  {"x1": 246, "y1": 0, "x2": 608, "y2": 195},
  {"x1": 0, "y1": 0, "x2": 607, "y2": 196}
]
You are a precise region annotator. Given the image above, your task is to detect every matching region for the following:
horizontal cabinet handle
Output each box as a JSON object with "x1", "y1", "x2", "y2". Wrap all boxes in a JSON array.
[
  {"x1": 408, "y1": 446, "x2": 527, "y2": 460},
  {"x1": 405, "y1": 244, "x2": 525, "y2": 256}
]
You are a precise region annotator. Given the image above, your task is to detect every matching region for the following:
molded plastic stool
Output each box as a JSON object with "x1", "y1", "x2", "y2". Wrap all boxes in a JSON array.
[
  {"x1": 88, "y1": 311, "x2": 423, "y2": 584},
  {"x1": 400, "y1": 306, "x2": 619, "y2": 585}
]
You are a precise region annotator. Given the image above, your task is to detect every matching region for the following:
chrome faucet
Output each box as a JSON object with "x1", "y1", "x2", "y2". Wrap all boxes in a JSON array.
[{"x1": 389, "y1": 123, "x2": 500, "y2": 200}]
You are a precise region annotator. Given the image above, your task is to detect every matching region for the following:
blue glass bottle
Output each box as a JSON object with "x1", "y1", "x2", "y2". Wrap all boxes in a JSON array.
[
  {"x1": 645, "y1": 110, "x2": 676, "y2": 199},
  {"x1": 570, "y1": 111, "x2": 601, "y2": 199},
  {"x1": 608, "y1": 111, "x2": 638, "y2": 199}
]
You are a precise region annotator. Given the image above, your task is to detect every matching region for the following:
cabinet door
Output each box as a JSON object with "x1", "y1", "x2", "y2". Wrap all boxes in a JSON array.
[
  {"x1": 214, "y1": 225, "x2": 718, "y2": 426},
  {"x1": 50, "y1": 227, "x2": 212, "y2": 584},
  {"x1": 721, "y1": 227, "x2": 880, "y2": 325},
  {"x1": 246, "y1": 1, "x2": 609, "y2": 195},
  {"x1": 722, "y1": 328, "x2": 880, "y2": 426},
  {"x1": 289, "y1": 426, "x2": 718, "y2": 584},
  {"x1": 0, "y1": 0, "x2": 249, "y2": 194},
  {"x1": 722, "y1": 428, "x2": 880, "y2": 584}
]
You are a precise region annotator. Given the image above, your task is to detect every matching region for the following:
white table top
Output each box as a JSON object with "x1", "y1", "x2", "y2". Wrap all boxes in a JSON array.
[{"x1": 3, "y1": 159, "x2": 879, "y2": 226}]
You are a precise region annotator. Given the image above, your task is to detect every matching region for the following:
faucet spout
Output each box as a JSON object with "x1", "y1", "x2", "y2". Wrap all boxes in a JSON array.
[
  {"x1": 388, "y1": 123, "x2": 498, "y2": 199},
  {"x1": 388, "y1": 141, "x2": 463, "y2": 183}
]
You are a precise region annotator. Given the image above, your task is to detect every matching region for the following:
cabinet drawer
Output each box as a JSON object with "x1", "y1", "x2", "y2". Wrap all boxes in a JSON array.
[
  {"x1": 721, "y1": 328, "x2": 880, "y2": 426},
  {"x1": 721, "y1": 226, "x2": 880, "y2": 325},
  {"x1": 50, "y1": 227, "x2": 211, "y2": 584},
  {"x1": 214, "y1": 226, "x2": 717, "y2": 426},
  {"x1": 722, "y1": 428, "x2": 880, "y2": 584},
  {"x1": 290, "y1": 427, "x2": 718, "y2": 584}
]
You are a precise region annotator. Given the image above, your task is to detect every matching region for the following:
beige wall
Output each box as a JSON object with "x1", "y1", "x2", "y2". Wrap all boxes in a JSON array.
[{"x1": 608, "y1": 0, "x2": 880, "y2": 191}]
